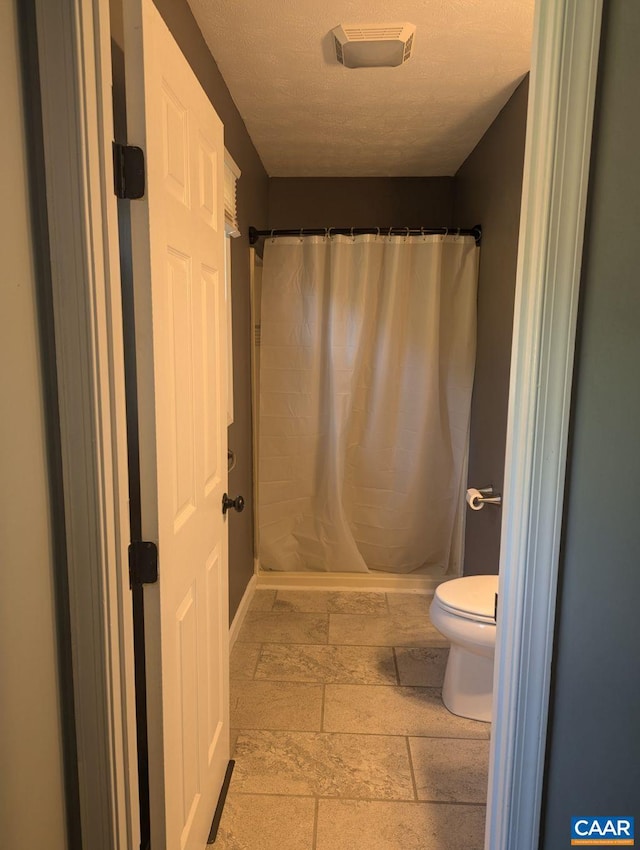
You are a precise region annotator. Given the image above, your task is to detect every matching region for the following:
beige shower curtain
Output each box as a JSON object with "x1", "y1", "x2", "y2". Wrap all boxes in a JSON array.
[{"x1": 258, "y1": 233, "x2": 478, "y2": 574}]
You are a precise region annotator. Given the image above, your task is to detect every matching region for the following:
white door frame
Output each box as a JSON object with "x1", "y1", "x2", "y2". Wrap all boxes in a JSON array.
[
  {"x1": 487, "y1": 3, "x2": 602, "y2": 848},
  {"x1": 33, "y1": 0, "x2": 139, "y2": 848},
  {"x1": 32, "y1": 0, "x2": 602, "y2": 848}
]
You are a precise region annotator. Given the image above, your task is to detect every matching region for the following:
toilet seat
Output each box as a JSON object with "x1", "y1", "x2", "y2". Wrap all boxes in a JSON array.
[{"x1": 434, "y1": 575, "x2": 498, "y2": 624}]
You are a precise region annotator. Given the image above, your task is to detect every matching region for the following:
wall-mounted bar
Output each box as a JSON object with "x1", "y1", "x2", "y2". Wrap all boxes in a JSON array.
[{"x1": 248, "y1": 224, "x2": 482, "y2": 246}]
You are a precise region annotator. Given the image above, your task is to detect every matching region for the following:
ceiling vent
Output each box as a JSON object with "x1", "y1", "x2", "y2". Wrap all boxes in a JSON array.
[{"x1": 331, "y1": 23, "x2": 416, "y2": 68}]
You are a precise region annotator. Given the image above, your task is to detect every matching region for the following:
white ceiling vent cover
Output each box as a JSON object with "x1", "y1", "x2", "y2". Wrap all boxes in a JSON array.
[{"x1": 332, "y1": 23, "x2": 416, "y2": 68}]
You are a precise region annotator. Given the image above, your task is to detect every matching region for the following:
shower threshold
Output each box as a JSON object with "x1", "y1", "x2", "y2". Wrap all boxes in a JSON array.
[{"x1": 254, "y1": 566, "x2": 447, "y2": 594}]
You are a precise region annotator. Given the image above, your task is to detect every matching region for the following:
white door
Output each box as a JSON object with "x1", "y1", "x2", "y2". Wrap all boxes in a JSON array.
[{"x1": 124, "y1": 1, "x2": 230, "y2": 847}]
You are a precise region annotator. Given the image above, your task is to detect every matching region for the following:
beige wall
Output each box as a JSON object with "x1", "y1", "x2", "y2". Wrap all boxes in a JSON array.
[{"x1": 0, "y1": 2, "x2": 67, "y2": 846}]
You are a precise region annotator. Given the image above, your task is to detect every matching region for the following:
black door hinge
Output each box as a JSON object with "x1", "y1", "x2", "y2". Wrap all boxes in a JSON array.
[
  {"x1": 113, "y1": 142, "x2": 145, "y2": 199},
  {"x1": 129, "y1": 541, "x2": 158, "y2": 588}
]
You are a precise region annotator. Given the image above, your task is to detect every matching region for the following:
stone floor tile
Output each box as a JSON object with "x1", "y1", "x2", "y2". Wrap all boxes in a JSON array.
[
  {"x1": 248, "y1": 589, "x2": 277, "y2": 611},
  {"x1": 230, "y1": 642, "x2": 261, "y2": 680},
  {"x1": 237, "y1": 611, "x2": 329, "y2": 644},
  {"x1": 230, "y1": 728, "x2": 239, "y2": 757},
  {"x1": 323, "y1": 685, "x2": 490, "y2": 738},
  {"x1": 328, "y1": 613, "x2": 447, "y2": 648},
  {"x1": 255, "y1": 643, "x2": 397, "y2": 684},
  {"x1": 228, "y1": 589, "x2": 487, "y2": 850},
  {"x1": 231, "y1": 680, "x2": 323, "y2": 731},
  {"x1": 395, "y1": 646, "x2": 449, "y2": 687},
  {"x1": 386, "y1": 592, "x2": 433, "y2": 618},
  {"x1": 273, "y1": 590, "x2": 388, "y2": 614},
  {"x1": 316, "y1": 799, "x2": 486, "y2": 850},
  {"x1": 232, "y1": 730, "x2": 414, "y2": 800},
  {"x1": 409, "y1": 737, "x2": 490, "y2": 803},
  {"x1": 214, "y1": 793, "x2": 316, "y2": 850}
]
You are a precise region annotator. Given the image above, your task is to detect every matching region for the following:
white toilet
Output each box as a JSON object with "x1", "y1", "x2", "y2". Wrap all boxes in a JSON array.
[{"x1": 429, "y1": 574, "x2": 498, "y2": 722}]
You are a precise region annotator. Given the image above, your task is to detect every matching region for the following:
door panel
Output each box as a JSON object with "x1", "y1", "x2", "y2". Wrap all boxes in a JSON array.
[
  {"x1": 202, "y1": 267, "x2": 222, "y2": 496},
  {"x1": 205, "y1": 545, "x2": 224, "y2": 761},
  {"x1": 124, "y1": 1, "x2": 229, "y2": 846}
]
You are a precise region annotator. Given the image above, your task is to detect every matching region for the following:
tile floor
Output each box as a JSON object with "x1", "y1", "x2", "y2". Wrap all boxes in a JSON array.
[{"x1": 217, "y1": 590, "x2": 490, "y2": 849}]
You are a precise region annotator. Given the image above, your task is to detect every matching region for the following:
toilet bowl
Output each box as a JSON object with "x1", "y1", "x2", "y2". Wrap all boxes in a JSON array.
[{"x1": 429, "y1": 574, "x2": 498, "y2": 722}]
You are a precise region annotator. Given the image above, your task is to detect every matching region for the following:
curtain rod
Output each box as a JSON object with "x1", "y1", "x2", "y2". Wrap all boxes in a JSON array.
[{"x1": 248, "y1": 224, "x2": 482, "y2": 246}]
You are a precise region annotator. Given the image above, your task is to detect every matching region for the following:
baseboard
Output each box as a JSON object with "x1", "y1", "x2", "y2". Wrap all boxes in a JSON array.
[
  {"x1": 255, "y1": 569, "x2": 441, "y2": 594},
  {"x1": 229, "y1": 574, "x2": 257, "y2": 649}
]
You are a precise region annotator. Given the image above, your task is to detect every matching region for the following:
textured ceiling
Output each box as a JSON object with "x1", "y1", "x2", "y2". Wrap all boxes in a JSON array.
[{"x1": 185, "y1": 0, "x2": 535, "y2": 177}]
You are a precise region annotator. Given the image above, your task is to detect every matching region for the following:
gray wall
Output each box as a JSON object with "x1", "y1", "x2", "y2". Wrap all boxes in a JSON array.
[
  {"x1": 147, "y1": 0, "x2": 270, "y2": 619},
  {"x1": 453, "y1": 77, "x2": 529, "y2": 575},
  {"x1": 269, "y1": 177, "x2": 455, "y2": 229},
  {"x1": 541, "y1": 2, "x2": 640, "y2": 841},
  {"x1": 0, "y1": 1, "x2": 68, "y2": 845}
]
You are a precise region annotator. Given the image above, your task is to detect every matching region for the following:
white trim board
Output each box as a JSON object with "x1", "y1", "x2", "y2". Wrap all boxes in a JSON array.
[
  {"x1": 486, "y1": 2, "x2": 603, "y2": 849},
  {"x1": 229, "y1": 574, "x2": 257, "y2": 649}
]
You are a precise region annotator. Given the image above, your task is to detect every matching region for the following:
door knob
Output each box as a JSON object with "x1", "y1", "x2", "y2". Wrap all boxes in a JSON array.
[{"x1": 222, "y1": 493, "x2": 245, "y2": 515}]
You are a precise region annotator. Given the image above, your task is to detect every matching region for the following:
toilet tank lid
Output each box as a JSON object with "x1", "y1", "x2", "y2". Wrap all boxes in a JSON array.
[{"x1": 435, "y1": 575, "x2": 499, "y2": 619}]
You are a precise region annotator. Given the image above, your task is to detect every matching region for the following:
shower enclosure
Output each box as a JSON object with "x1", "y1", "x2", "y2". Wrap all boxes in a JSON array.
[{"x1": 251, "y1": 231, "x2": 479, "y2": 579}]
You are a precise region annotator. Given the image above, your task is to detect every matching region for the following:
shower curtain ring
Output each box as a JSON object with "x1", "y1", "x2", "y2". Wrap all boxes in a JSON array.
[
  {"x1": 270, "y1": 229, "x2": 275, "y2": 242},
  {"x1": 327, "y1": 227, "x2": 335, "y2": 239},
  {"x1": 455, "y1": 228, "x2": 461, "y2": 240},
  {"x1": 442, "y1": 227, "x2": 449, "y2": 242},
  {"x1": 388, "y1": 227, "x2": 393, "y2": 240},
  {"x1": 299, "y1": 228, "x2": 304, "y2": 242},
  {"x1": 404, "y1": 227, "x2": 410, "y2": 241},
  {"x1": 350, "y1": 227, "x2": 355, "y2": 242},
  {"x1": 375, "y1": 227, "x2": 381, "y2": 239}
]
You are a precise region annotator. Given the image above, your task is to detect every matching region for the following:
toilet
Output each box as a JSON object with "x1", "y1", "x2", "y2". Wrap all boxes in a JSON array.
[{"x1": 429, "y1": 574, "x2": 498, "y2": 722}]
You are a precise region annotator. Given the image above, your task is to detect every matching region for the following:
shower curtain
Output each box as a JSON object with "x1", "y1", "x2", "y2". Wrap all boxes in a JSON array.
[{"x1": 258, "y1": 233, "x2": 479, "y2": 574}]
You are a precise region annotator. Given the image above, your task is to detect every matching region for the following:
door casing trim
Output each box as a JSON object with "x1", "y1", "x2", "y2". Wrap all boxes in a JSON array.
[
  {"x1": 487, "y1": 2, "x2": 603, "y2": 848},
  {"x1": 34, "y1": 0, "x2": 139, "y2": 847}
]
